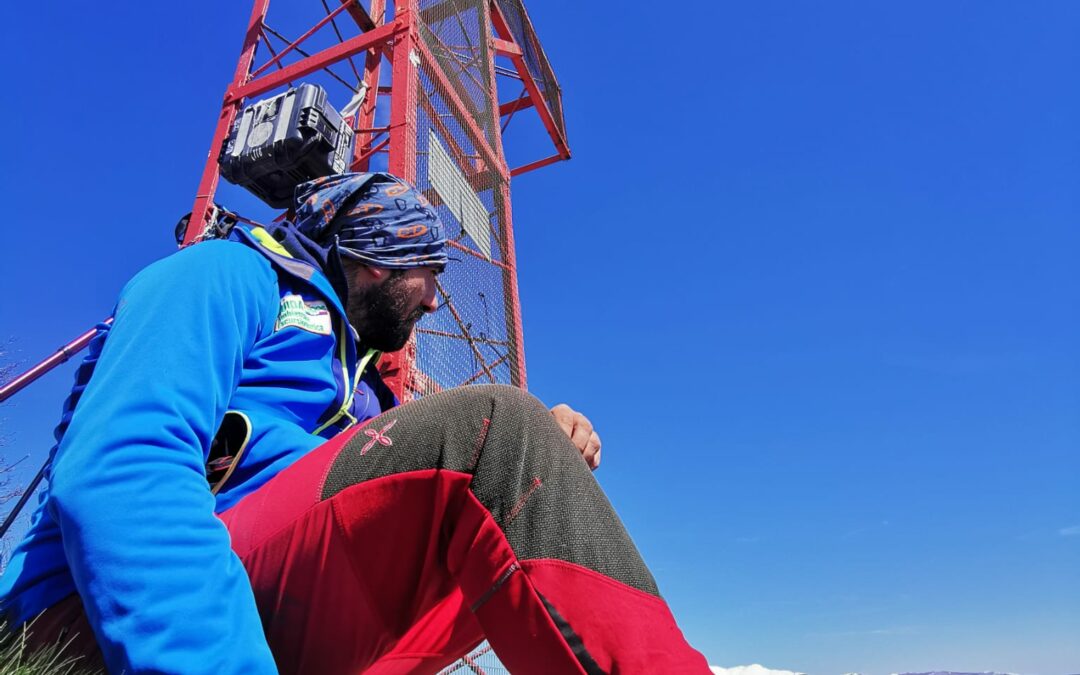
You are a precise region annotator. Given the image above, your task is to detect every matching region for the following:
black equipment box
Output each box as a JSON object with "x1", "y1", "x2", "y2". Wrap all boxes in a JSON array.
[{"x1": 219, "y1": 83, "x2": 355, "y2": 208}]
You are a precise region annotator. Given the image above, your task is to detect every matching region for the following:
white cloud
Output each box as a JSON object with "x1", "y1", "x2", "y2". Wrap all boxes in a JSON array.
[
  {"x1": 1059, "y1": 525, "x2": 1080, "y2": 537},
  {"x1": 710, "y1": 665, "x2": 806, "y2": 675}
]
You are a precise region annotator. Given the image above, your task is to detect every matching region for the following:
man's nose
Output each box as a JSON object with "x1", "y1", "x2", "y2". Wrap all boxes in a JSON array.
[{"x1": 421, "y1": 277, "x2": 439, "y2": 313}]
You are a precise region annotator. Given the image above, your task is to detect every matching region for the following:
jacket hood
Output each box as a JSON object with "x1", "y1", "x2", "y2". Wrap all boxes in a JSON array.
[{"x1": 260, "y1": 219, "x2": 351, "y2": 307}]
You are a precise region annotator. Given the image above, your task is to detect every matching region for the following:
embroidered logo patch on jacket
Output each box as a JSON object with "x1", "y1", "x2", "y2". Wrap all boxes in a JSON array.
[{"x1": 275, "y1": 294, "x2": 333, "y2": 335}]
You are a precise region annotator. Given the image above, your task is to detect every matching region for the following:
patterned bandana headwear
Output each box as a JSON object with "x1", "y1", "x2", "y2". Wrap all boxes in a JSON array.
[{"x1": 291, "y1": 172, "x2": 448, "y2": 269}]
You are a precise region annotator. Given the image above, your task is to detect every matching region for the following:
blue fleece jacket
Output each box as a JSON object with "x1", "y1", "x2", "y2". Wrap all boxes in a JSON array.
[{"x1": 0, "y1": 225, "x2": 396, "y2": 673}]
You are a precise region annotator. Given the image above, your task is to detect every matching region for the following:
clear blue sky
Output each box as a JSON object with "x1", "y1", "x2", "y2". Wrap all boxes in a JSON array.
[{"x1": 1, "y1": 2, "x2": 1078, "y2": 673}]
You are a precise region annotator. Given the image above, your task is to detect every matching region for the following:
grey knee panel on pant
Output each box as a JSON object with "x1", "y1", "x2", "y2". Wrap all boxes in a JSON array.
[{"x1": 320, "y1": 384, "x2": 659, "y2": 596}]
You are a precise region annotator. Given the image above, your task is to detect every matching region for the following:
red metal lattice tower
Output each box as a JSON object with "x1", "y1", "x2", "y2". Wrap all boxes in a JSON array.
[{"x1": 181, "y1": 0, "x2": 570, "y2": 401}]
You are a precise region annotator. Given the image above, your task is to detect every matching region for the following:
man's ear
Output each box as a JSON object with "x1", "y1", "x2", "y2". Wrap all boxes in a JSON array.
[
  {"x1": 347, "y1": 262, "x2": 391, "y2": 284},
  {"x1": 342, "y1": 261, "x2": 389, "y2": 299},
  {"x1": 367, "y1": 266, "x2": 392, "y2": 281}
]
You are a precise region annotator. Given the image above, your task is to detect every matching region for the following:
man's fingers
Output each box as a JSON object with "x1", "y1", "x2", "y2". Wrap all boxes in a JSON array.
[
  {"x1": 550, "y1": 404, "x2": 575, "y2": 438},
  {"x1": 569, "y1": 416, "x2": 593, "y2": 452},
  {"x1": 550, "y1": 404, "x2": 600, "y2": 469},
  {"x1": 583, "y1": 431, "x2": 602, "y2": 470}
]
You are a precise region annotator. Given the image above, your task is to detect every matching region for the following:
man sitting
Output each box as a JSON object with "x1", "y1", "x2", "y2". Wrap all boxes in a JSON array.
[{"x1": 0, "y1": 173, "x2": 709, "y2": 674}]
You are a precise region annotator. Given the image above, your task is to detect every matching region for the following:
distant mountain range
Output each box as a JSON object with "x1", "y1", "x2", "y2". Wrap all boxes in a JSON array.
[
  {"x1": 895, "y1": 672, "x2": 1017, "y2": 675},
  {"x1": 710, "y1": 665, "x2": 805, "y2": 675},
  {"x1": 710, "y1": 666, "x2": 1035, "y2": 675}
]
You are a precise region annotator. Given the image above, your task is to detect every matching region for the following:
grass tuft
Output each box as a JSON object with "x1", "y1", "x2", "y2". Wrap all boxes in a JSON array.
[{"x1": 0, "y1": 621, "x2": 102, "y2": 675}]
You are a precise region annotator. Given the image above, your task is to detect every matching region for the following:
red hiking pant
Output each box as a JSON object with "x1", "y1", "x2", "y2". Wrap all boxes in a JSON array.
[{"x1": 30, "y1": 385, "x2": 708, "y2": 674}]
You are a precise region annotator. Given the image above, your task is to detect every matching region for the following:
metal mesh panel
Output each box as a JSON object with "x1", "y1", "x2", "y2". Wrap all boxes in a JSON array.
[
  {"x1": 494, "y1": 0, "x2": 565, "y2": 138},
  {"x1": 416, "y1": 0, "x2": 499, "y2": 148},
  {"x1": 409, "y1": 51, "x2": 522, "y2": 395}
]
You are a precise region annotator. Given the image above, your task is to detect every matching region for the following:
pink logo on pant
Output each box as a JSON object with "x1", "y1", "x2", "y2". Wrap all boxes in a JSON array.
[{"x1": 360, "y1": 419, "x2": 397, "y2": 455}]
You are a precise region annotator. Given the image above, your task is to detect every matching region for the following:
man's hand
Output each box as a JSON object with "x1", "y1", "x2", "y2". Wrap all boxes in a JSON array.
[{"x1": 550, "y1": 404, "x2": 601, "y2": 470}]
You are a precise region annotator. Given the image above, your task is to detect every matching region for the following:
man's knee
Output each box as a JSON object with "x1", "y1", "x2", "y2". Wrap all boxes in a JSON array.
[
  {"x1": 427, "y1": 385, "x2": 554, "y2": 440},
  {"x1": 463, "y1": 384, "x2": 548, "y2": 419},
  {"x1": 441, "y1": 383, "x2": 540, "y2": 411}
]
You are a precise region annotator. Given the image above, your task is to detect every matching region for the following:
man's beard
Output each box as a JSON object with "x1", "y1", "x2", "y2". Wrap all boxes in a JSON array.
[{"x1": 346, "y1": 273, "x2": 426, "y2": 352}]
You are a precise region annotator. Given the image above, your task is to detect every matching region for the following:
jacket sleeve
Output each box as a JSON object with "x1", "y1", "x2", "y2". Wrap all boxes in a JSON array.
[{"x1": 48, "y1": 241, "x2": 281, "y2": 674}]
